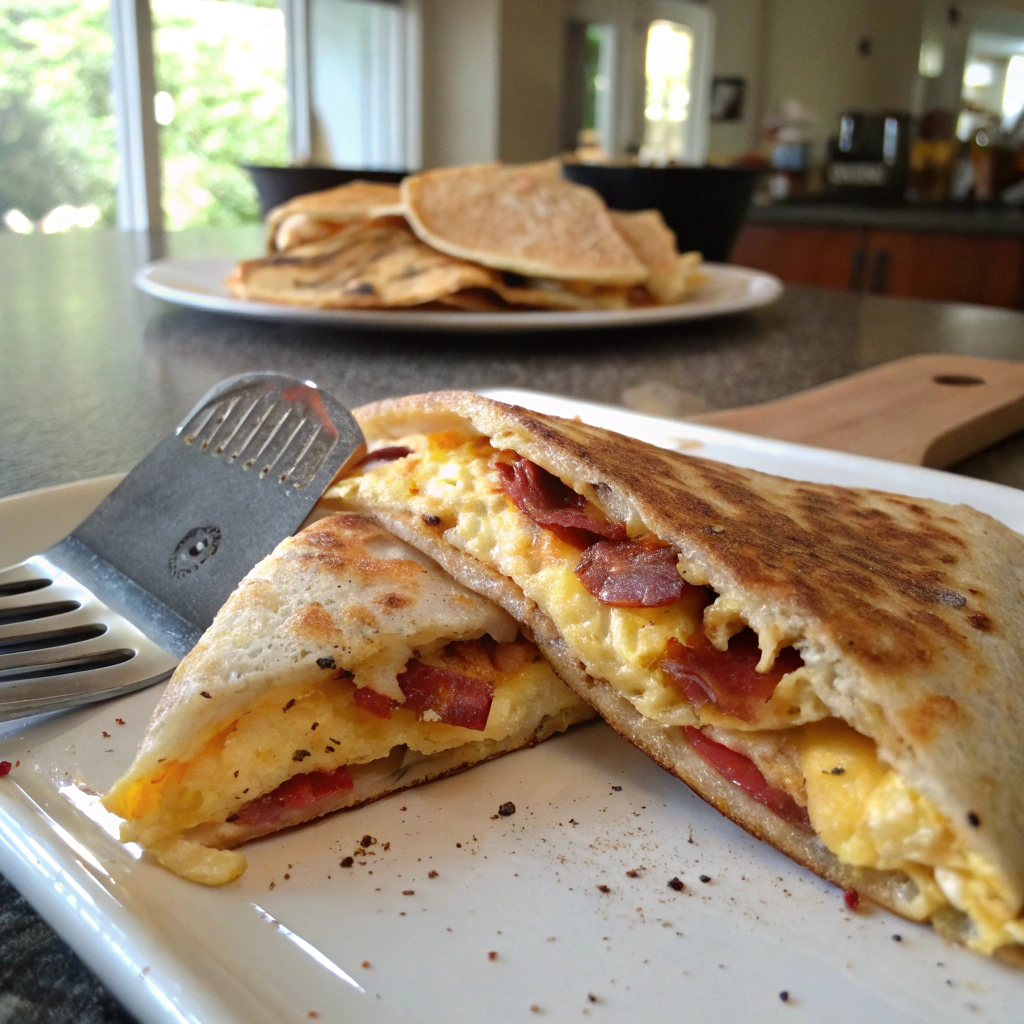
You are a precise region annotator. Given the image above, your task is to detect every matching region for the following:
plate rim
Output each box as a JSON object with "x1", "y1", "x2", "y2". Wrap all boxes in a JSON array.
[{"x1": 134, "y1": 258, "x2": 783, "y2": 333}]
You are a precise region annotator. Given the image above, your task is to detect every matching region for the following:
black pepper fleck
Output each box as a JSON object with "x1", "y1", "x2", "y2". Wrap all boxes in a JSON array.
[
  {"x1": 199, "y1": 691, "x2": 212, "y2": 699},
  {"x1": 968, "y1": 811, "x2": 981, "y2": 827},
  {"x1": 340, "y1": 857, "x2": 354, "y2": 868},
  {"x1": 779, "y1": 991, "x2": 789, "y2": 1003},
  {"x1": 668, "y1": 877, "x2": 684, "y2": 892},
  {"x1": 422, "y1": 514, "x2": 442, "y2": 526},
  {"x1": 283, "y1": 699, "x2": 296, "y2": 713},
  {"x1": 316, "y1": 656, "x2": 336, "y2": 670},
  {"x1": 699, "y1": 875, "x2": 711, "y2": 884},
  {"x1": 292, "y1": 749, "x2": 311, "y2": 761},
  {"x1": 361, "y1": 835, "x2": 375, "y2": 848},
  {"x1": 611, "y1": 785, "x2": 622, "y2": 791},
  {"x1": 498, "y1": 801, "x2": 516, "y2": 817}
]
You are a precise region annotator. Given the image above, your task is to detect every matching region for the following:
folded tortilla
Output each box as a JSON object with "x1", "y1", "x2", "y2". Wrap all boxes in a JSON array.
[
  {"x1": 401, "y1": 162, "x2": 648, "y2": 286},
  {"x1": 228, "y1": 217, "x2": 499, "y2": 309},
  {"x1": 265, "y1": 180, "x2": 404, "y2": 253},
  {"x1": 324, "y1": 391, "x2": 1024, "y2": 960},
  {"x1": 103, "y1": 512, "x2": 594, "y2": 885}
]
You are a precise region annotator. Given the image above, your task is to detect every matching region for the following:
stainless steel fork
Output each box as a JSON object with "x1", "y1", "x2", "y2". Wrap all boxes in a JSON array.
[{"x1": 0, "y1": 373, "x2": 365, "y2": 722}]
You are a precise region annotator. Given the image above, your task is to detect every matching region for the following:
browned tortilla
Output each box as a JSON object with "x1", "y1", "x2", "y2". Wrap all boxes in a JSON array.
[{"x1": 325, "y1": 390, "x2": 1024, "y2": 952}]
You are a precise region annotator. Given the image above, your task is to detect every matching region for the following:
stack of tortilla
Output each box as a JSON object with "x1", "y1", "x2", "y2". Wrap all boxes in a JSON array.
[{"x1": 226, "y1": 162, "x2": 705, "y2": 312}]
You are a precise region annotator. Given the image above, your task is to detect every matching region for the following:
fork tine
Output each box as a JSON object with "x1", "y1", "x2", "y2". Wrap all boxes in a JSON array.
[{"x1": 0, "y1": 632, "x2": 130, "y2": 674}]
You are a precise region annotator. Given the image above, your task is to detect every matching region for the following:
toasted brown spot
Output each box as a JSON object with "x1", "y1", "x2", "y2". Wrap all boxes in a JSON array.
[
  {"x1": 903, "y1": 694, "x2": 961, "y2": 742},
  {"x1": 289, "y1": 602, "x2": 337, "y2": 643},
  {"x1": 968, "y1": 612, "x2": 993, "y2": 632},
  {"x1": 375, "y1": 592, "x2": 412, "y2": 611}
]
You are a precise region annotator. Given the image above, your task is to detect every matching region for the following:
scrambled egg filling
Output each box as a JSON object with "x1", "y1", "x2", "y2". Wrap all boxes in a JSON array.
[
  {"x1": 117, "y1": 651, "x2": 570, "y2": 846},
  {"x1": 333, "y1": 433, "x2": 724, "y2": 725},
  {"x1": 332, "y1": 431, "x2": 1023, "y2": 954},
  {"x1": 798, "y1": 719, "x2": 1023, "y2": 953}
]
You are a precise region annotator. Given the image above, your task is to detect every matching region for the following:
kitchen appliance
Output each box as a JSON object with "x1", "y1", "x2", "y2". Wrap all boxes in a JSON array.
[{"x1": 825, "y1": 112, "x2": 911, "y2": 199}]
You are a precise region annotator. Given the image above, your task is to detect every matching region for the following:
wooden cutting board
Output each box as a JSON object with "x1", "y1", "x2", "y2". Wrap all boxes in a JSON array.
[{"x1": 690, "y1": 353, "x2": 1024, "y2": 468}]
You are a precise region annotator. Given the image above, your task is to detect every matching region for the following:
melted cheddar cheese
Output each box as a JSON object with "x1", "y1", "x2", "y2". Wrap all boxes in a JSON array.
[
  {"x1": 117, "y1": 651, "x2": 583, "y2": 885},
  {"x1": 800, "y1": 719, "x2": 1023, "y2": 953}
]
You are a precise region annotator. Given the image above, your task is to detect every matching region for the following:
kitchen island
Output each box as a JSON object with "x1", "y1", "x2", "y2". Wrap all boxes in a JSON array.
[{"x1": 735, "y1": 199, "x2": 1024, "y2": 307}]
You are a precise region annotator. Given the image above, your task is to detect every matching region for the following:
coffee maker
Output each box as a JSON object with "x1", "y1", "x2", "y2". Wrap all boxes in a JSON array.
[{"x1": 825, "y1": 112, "x2": 911, "y2": 199}]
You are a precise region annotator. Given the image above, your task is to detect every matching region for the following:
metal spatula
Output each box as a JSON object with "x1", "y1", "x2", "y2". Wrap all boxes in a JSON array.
[{"x1": 0, "y1": 373, "x2": 365, "y2": 723}]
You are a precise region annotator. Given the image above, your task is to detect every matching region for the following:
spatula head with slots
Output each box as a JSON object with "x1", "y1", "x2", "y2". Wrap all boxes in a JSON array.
[{"x1": 0, "y1": 373, "x2": 366, "y2": 722}]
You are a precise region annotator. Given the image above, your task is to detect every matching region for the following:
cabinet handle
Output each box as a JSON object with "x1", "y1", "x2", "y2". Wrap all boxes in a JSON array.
[
  {"x1": 849, "y1": 248, "x2": 866, "y2": 291},
  {"x1": 869, "y1": 249, "x2": 890, "y2": 294}
]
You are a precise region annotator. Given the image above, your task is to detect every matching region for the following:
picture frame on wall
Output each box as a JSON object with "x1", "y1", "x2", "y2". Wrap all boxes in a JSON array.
[{"x1": 711, "y1": 75, "x2": 746, "y2": 122}]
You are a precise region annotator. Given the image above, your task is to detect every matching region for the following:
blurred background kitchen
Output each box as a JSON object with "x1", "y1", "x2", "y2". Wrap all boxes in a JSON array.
[{"x1": 6, "y1": 0, "x2": 1024, "y2": 307}]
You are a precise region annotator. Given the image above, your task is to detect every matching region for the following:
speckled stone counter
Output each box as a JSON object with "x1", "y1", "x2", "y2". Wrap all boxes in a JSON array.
[
  {"x1": 747, "y1": 199, "x2": 1024, "y2": 238},
  {"x1": 2, "y1": 227, "x2": 1024, "y2": 1022}
]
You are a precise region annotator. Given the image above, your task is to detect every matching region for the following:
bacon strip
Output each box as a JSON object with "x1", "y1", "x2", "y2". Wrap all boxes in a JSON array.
[
  {"x1": 574, "y1": 537, "x2": 696, "y2": 607},
  {"x1": 685, "y1": 727, "x2": 811, "y2": 831},
  {"x1": 358, "y1": 445, "x2": 412, "y2": 470},
  {"x1": 230, "y1": 765, "x2": 354, "y2": 830},
  {"x1": 494, "y1": 456, "x2": 625, "y2": 544},
  {"x1": 354, "y1": 686, "x2": 399, "y2": 719},
  {"x1": 658, "y1": 631, "x2": 803, "y2": 721},
  {"x1": 398, "y1": 660, "x2": 494, "y2": 731}
]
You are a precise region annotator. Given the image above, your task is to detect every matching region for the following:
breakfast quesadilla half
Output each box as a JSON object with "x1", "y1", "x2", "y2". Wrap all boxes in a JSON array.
[
  {"x1": 103, "y1": 511, "x2": 594, "y2": 885},
  {"x1": 265, "y1": 180, "x2": 403, "y2": 253},
  {"x1": 609, "y1": 209, "x2": 705, "y2": 304},
  {"x1": 227, "y1": 217, "x2": 499, "y2": 309},
  {"x1": 324, "y1": 391, "x2": 1024, "y2": 960},
  {"x1": 401, "y1": 162, "x2": 649, "y2": 286}
]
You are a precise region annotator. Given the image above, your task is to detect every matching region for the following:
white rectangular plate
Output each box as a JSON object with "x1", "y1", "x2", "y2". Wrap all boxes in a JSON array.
[
  {"x1": 0, "y1": 391, "x2": 1021, "y2": 1024},
  {"x1": 134, "y1": 258, "x2": 782, "y2": 333}
]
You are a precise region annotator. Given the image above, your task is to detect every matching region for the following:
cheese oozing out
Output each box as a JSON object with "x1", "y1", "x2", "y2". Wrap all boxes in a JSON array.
[
  {"x1": 111, "y1": 635, "x2": 589, "y2": 886},
  {"x1": 328, "y1": 431, "x2": 1024, "y2": 954}
]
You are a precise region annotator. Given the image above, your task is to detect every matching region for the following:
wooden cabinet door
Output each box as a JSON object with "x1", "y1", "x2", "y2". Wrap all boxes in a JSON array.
[
  {"x1": 864, "y1": 231, "x2": 1023, "y2": 308},
  {"x1": 730, "y1": 224, "x2": 867, "y2": 291}
]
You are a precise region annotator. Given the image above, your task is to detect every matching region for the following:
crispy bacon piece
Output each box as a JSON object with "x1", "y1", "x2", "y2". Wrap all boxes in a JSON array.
[
  {"x1": 658, "y1": 630, "x2": 803, "y2": 721},
  {"x1": 685, "y1": 727, "x2": 811, "y2": 831},
  {"x1": 574, "y1": 537, "x2": 696, "y2": 607},
  {"x1": 357, "y1": 445, "x2": 412, "y2": 470},
  {"x1": 354, "y1": 686, "x2": 400, "y2": 719},
  {"x1": 494, "y1": 456, "x2": 625, "y2": 545},
  {"x1": 397, "y1": 660, "x2": 494, "y2": 731},
  {"x1": 231, "y1": 766, "x2": 354, "y2": 830}
]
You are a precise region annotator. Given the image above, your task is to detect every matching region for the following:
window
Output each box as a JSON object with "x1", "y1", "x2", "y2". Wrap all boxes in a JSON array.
[
  {"x1": 637, "y1": 1, "x2": 712, "y2": 166},
  {"x1": 0, "y1": 0, "x2": 119, "y2": 234},
  {"x1": 152, "y1": 0, "x2": 289, "y2": 229},
  {"x1": 641, "y1": 19, "x2": 694, "y2": 165}
]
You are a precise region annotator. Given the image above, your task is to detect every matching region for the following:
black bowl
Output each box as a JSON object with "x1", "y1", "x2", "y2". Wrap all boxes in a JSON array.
[
  {"x1": 560, "y1": 163, "x2": 757, "y2": 262},
  {"x1": 243, "y1": 164, "x2": 407, "y2": 218}
]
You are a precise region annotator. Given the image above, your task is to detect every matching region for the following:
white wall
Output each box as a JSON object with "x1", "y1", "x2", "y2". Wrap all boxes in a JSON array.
[
  {"x1": 706, "y1": 0, "x2": 767, "y2": 157},
  {"x1": 419, "y1": 0, "x2": 501, "y2": 167},
  {"x1": 498, "y1": 0, "x2": 565, "y2": 161}
]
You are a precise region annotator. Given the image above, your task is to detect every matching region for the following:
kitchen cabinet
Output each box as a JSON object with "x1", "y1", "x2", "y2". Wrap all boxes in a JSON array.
[{"x1": 731, "y1": 222, "x2": 1024, "y2": 308}]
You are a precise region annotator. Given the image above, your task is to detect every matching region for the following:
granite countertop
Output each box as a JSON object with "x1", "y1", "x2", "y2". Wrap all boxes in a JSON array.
[
  {"x1": 3, "y1": 227, "x2": 1024, "y2": 1023},
  {"x1": 746, "y1": 198, "x2": 1024, "y2": 238}
]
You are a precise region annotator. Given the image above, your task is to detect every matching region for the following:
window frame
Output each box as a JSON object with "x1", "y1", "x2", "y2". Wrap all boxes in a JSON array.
[{"x1": 108, "y1": 0, "x2": 321, "y2": 230}]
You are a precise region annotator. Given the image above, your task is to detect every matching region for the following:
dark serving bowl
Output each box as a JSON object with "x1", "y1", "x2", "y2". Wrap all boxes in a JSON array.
[
  {"x1": 561, "y1": 163, "x2": 757, "y2": 262},
  {"x1": 243, "y1": 164, "x2": 407, "y2": 217}
]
